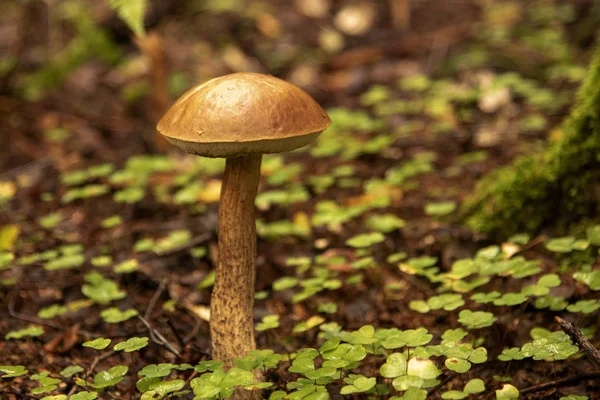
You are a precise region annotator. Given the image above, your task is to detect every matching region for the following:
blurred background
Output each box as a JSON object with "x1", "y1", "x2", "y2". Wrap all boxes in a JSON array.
[{"x1": 1, "y1": 0, "x2": 598, "y2": 169}]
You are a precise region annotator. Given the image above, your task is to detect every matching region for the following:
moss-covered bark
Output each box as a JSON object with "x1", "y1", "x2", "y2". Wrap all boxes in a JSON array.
[{"x1": 462, "y1": 47, "x2": 600, "y2": 239}]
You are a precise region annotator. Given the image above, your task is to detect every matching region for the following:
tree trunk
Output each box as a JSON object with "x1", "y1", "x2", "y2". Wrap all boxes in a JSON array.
[{"x1": 210, "y1": 154, "x2": 262, "y2": 367}]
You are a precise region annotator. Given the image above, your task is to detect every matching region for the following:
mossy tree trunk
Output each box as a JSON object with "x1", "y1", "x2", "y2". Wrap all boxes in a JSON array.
[{"x1": 463, "y1": 46, "x2": 600, "y2": 238}]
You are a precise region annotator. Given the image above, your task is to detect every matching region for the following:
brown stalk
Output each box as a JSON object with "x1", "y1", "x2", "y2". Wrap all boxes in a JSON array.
[{"x1": 210, "y1": 154, "x2": 262, "y2": 365}]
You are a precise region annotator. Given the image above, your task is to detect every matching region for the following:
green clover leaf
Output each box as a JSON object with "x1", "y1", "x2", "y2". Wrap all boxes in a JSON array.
[
  {"x1": 83, "y1": 338, "x2": 111, "y2": 350},
  {"x1": 380, "y1": 353, "x2": 408, "y2": 378},
  {"x1": 100, "y1": 307, "x2": 138, "y2": 323},
  {"x1": 458, "y1": 310, "x2": 497, "y2": 329},
  {"x1": 496, "y1": 384, "x2": 519, "y2": 400},
  {"x1": 445, "y1": 358, "x2": 471, "y2": 373},
  {"x1": 5, "y1": 325, "x2": 44, "y2": 340},
  {"x1": 138, "y1": 364, "x2": 175, "y2": 378},
  {"x1": 345, "y1": 232, "x2": 385, "y2": 248},
  {"x1": 0, "y1": 365, "x2": 28, "y2": 378},
  {"x1": 340, "y1": 375, "x2": 376, "y2": 394},
  {"x1": 114, "y1": 337, "x2": 149, "y2": 352}
]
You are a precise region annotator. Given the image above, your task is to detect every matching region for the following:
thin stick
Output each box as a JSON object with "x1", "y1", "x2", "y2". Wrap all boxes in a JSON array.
[
  {"x1": 555, "y1": 316, "x2": 600, "y2": 366},
  {"x1": 67, "y1": 351, "x2": 116, "y2": 396},
  {"x1": 8, "y1": 293, "x2": 98, "y2": 338},
  {"x1": 129, "y1": 353, "x2": 136, "y2": 400},
  {"x1": 0, "y1": 156, "x2": 53, "y2": 180},
  {"x1": 520, "y1": 371, "x2": 600, "y2": 394},
  {"x1": 164, "y1": 318, "x2": 186, "y2": 351},
  {"x1": 145, "y1": 278, "x2": 168, "y2": 319},
  {"x1": 137, "y1": 315, "x2": 181, "y2": 357},
  {"x1": 183, "y1": 315, "x2": 202, "y2": 345}
]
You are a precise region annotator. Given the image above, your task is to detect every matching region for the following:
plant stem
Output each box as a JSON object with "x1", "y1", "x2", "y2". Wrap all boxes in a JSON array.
[{"x1": 210, "y1": 154, "x2": 262, "y2": 367}]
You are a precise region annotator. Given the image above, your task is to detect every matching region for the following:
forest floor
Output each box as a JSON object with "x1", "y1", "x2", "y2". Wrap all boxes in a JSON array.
[{"x1": 1, "y1": 1, "x2": 600, "y2": 399}]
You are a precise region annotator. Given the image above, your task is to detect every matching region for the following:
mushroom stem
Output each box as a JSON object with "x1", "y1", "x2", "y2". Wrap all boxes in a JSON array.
[{"x1": 211, "y1": 154, "x2": 262, "y2": 366}]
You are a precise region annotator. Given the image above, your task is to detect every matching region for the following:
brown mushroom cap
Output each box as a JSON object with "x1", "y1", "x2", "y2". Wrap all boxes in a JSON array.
[{"x1": 157, "y1": 72, "x2": 331, "y2": 157}]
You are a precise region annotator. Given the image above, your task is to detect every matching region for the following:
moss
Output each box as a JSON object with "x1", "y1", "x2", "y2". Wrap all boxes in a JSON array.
[{"x1": 462, "y1": 47, "x2": 600, "y2": 239}]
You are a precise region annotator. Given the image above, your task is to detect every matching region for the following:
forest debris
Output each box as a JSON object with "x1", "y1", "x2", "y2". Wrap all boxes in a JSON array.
[
  {"x1": 334, "y1": 2, "x2": 376, "y2": 36},
  {"x1": 294, "y1": 0, "x2": 329, "y2": 19},
  {"x1": 186, "y1": 304, "x2": 211, "y2": 322},
  {"x1": 329, "y1": 25, "x2": 470, "y2": 69},
  {"x1": 135, "y1": 31, "x2": 171, "y2": 151},
  {"x1": 521, "y1": 371, "x2": 600, "y2": 395},
  {"x1": 43, "y1": 324, "x2": 79, "y2": 354},
  {"x1": 256, "y1": 13, "x2": 281, "y2": 38},
  {"x1": 137, "y1": 315, "x2": 181, "y2": 357},
  {"x1": 318, "y1": 28, "x2": 345, "y2": 54},
  {"x1": 389, "y1": 0, "x2": 411, "y2": 30}
]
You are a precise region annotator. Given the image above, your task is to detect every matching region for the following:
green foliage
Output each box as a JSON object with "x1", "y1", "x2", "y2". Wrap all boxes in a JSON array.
[
  {"x1": 425, "y1": 201, "x2": 457, "y2": 217},
  {"x1": 190, "y1": 368, "x2": 254, "y2": 399},
  {"x1": 60, "y1": 365, "x2": 84, "y2": 378},
  {"x1": 70, "y1": 392, "x2": 98, "y2": 400},
  {"x1": 5, "y1": 325, "x2": 44, "y2": 340},
  {"x1": 340, "y1": 375, "x2": 376, "y2": 395},
  {"x1": 82, "y1": 272, "x2": 126, "y2": 304},
  {"x1": 107, "y1": 0, "x2": 147, "y2": 36},
  {"x1": 496, "y1": 384, "x2": 519, "y2": 400},
  {"x1": 100, "y1": 307, "x2": 139, "y2": 323},
  {"x1": 113, "y1": 337, "x2": 149, "y2": 352},
  {"x1": 83, "y1": 338, "x2": 111, "y2": 350},
  {"x1": 89, "y1": 365, "x2": 128, "y2": 389},
  {"x1": 256, "y1": 315, "x2": 280, "y2": 331},
  {"x1": 441, "y1": 379, "x2": 485, "y2": 399},
  {"x1": 345, "y1": 232, "x2": 385, "y2": 248},
  {"x1": 520, "y1": 331, "x2": 578, "y2": 361},
  {"x1": 458, "y1": 310, "x2": 497, "y2": 329},
  {"x1": 0, "y1": 365, "x2": 29, "y2": 378}
]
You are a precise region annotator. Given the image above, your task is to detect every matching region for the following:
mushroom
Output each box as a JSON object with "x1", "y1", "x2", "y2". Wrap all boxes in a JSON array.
[{"x1": 157, "y1": 72, "x2": 331, "y2": 366}]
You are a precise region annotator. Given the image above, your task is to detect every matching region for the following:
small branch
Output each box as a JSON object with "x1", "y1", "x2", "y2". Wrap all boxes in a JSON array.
[
  {"x1": 67, "y1": 351, "x2": 116, "y2": 396},
  {"x1": 520, "y1": 371, "x2": 600, "y2": 394},
  {"x1": 145, "y1": 278, "x2": 168, "y2": 319},
  {"x1": 164, "y1": 318, "x2": 186, "y2": 351},
  {"x1": 138, "y1": 233, "x2": 212, "y2": 265},
  {"x1": 183, "y1": 312, "x2": 203, "y2": 345},
  {"x1": 129, "y1": 353, "x2": 137, "y2": 400},
  {"x1": 1, "y1": 387, "x2": 38, "y2": 399},
  {"x1": 0, "y1": 156, "x2": 53, "y2": 180},
  {"x1": 9, "y1": 293, "x2": 61, "y2": 330},
  {"x1": 137, "y1": 315, "x2": 181, "y2": 357},
  {"x1": 555, "y1": 316, "x2": 600, "y2": 366},
  {"x1": 8, "y1": 293, "x2": 97, "y2": 338}
]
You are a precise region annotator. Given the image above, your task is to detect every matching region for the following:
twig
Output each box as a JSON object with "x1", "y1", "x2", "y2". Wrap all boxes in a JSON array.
[
  {"x1": 139, "y1": 233, "x2": 212, "y2": 262},
  {"x1": 9, "y1": 293, "x2": 61, "y2": 330},
  {"x1": 67, "y1": 351, "x2": 116, "y2": 396},
  {"x1": 1, "y1": 387, "x2": 38, "y2": 399},
  {"x1": 183, "y1": 313, "x2": 203, "y2": 345},
  {"x1": 427, "y1": 373, "x2": 454, "y2": 397},
  {"x1": 137, "y1": 315, "x2": 181, "y2": 357},
  {"x1": 129, "y1": 353, "x2": 137, "y2": 400},
  {"x1": 145, "y1": 278, "x2": 168, "y2": 319},
  {"x1": 0, "y1": 156, "x2": 53, "y2": 180},
  {"x1": 8, "y1": 293, "x2": 98, "y2": 338},
  {"x1": 164, "y1": 318, "x2": 186, "y2": 351},
  {"x1": 555, "y1": 316, "x2": 600, "y2": 366},
  {"x1": 520, "y1": 371, "x2": 600, "y2": 394}
]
